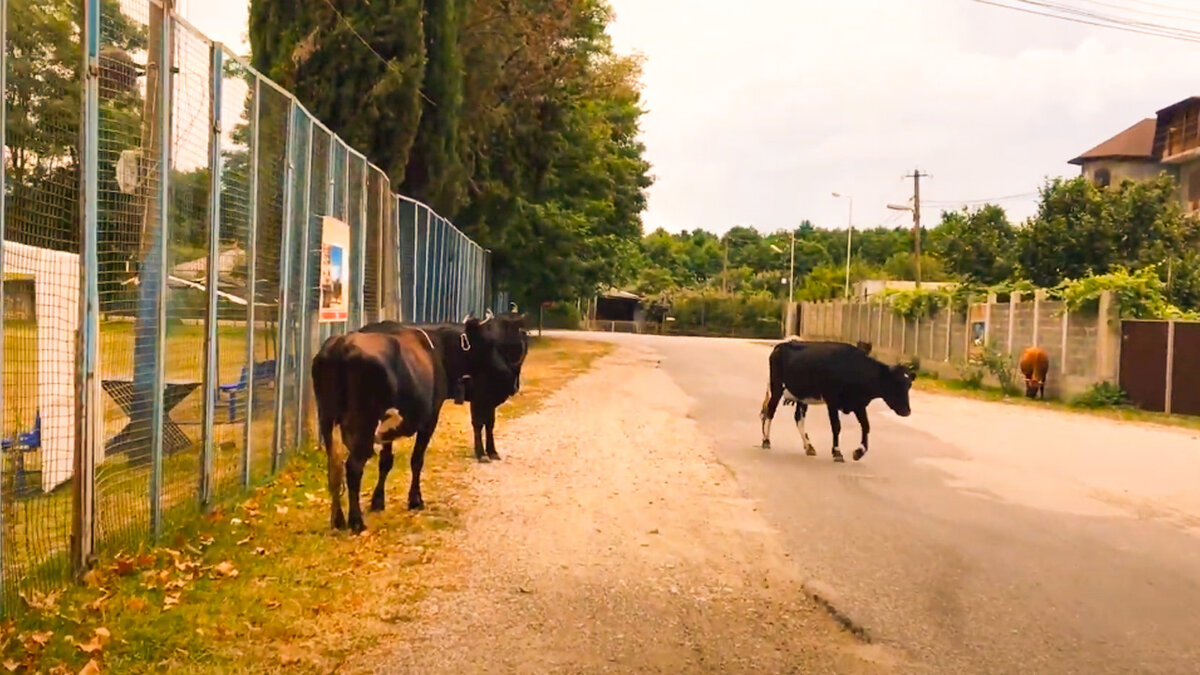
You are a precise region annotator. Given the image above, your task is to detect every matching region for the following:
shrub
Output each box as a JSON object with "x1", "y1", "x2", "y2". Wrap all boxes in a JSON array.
[{"x1": 1070, "y1": 381, "x2": 1130, "y2": 409}]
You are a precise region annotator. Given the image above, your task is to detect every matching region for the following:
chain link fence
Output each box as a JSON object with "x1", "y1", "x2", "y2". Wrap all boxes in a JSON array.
[{"x1": 0, "y1": 0, "x2": 496, "y2": 611}]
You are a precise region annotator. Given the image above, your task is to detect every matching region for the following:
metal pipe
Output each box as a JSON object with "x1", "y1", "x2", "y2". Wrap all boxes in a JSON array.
[
  {"x1": 242, "y1": 72, "x2": 261, "y2": 488},
  {"x1": 199, "y1": 44, "x2": 224, "y2": 506}
]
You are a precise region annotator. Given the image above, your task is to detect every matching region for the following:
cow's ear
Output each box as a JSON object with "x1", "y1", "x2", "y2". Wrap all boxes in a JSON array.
[{"x1": 465, "y1": 317, "x2": 483, "y2": 334}]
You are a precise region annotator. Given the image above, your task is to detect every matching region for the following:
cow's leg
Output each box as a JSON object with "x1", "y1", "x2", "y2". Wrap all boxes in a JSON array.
[
  {"x1": 326, "y1": 424, "x2": 347, "y2": 530},
  {"x1": 484, "y1": 406, "x2": 500, "y2": 461},
  {"x1": 852, "y1": 407, "x2": 870, "y2": 461},
  {"x1": 760, "y1": 383, "x2": 784, "y2": 449},
  {"x1": 370, "y1": 441, "x2": 394, "y2": 512},
  {"x1": 408, "y1": 427, "x2": 432, "y2": 510},
  {"x1": 793, "y1": 402, "x2": 816, "y2": 456},
  {"x1": 344, "y1": 432, "x2": 372, "y2": 533},
  {"x1": 827, "y1": 405, "x2": 844, "y2": 463},
  {"x1": 470, "y1": 399, "x2": 489, "y2": 463}
]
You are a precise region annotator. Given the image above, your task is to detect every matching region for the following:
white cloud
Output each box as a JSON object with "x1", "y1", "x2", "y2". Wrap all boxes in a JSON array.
[{"x1": 181, "y1": 0, "x2": 1200, "y2": 235}]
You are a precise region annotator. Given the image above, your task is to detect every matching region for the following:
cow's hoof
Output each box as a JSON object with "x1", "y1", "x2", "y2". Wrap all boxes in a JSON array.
[
  {"x1": 761, "y1": 440, "x2": 771, "y2": 450},
  {"x1": 853, "y1": 447, "x2": 866, "y2": 461},
  {"x1": 332, "y1": 512, "x2": 347, "y2": 530},
  {"x1": 487, "y1": 451, "x2": 502, "y2": 461},
  {"x1": 832, "y1": 451, "x2": 845, "y2": 463},
  {"x1": 804, "y1": 444, "x2": 817, "y2": 457},
  {"x1": 369, "y1": 495, "x2": 385, "y2": 512},
  {"x1": 349, "y1": 517, "x2": 366, "y2": 533},
  {"x1": 408, "y1": 498, "x2": 425, "y2": 511}
]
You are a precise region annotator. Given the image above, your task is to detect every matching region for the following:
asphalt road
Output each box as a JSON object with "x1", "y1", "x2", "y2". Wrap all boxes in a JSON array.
[{"x1": 545, "y1": 330, "x2": 1200, "y2": 675}]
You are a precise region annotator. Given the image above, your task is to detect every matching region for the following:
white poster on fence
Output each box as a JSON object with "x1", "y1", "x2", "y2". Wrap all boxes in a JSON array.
[{"x1": 319, "y1": 216, "x2": 350, "y2": 323}]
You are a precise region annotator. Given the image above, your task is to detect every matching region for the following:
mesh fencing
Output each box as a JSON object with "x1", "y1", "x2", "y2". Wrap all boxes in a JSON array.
[{"x1": 0, "y1": 0, "x2": 495, "y2": 611}]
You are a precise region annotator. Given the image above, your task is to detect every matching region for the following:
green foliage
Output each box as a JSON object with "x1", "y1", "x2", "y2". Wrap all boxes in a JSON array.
[
  {"x1": 1051, "y1": 266, "x2": 1200, "y2": 319},
  {"x1": 956, "y1": 359, "x2": 987, "y2": 390},
  {"x1": 929, "y1": 204, "x2": 1017, "y2": 284},
  {"x1": 881, "y1": 288, "x2": 948, "y2": 320},
  {"x1": 947, "y1": 283, "x2": 986, "y2": 313},
  {"x1": 1017, "y1": 174, "x2": 1200, "y2": 290},
  {"x1": 976, "y1": 344, "x2": 1019, "y2": 396},
  {"x1": 1070, "y1": 381, "x2": 1130, "y2": 409},
  {"x1": 658, "y1": 290, "x2": 783, "y2": 338}
]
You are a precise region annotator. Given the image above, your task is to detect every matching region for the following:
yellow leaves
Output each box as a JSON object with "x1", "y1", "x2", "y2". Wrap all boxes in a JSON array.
[
  {"x1": 124, "y1": 597, "x2": 148, "y2": 613},
  {"x1": 19, "y1": 589, "x2": 60, "y2": 613},
  {"x1": 212, "y1": 561, "x2": 239, "y2": 579},
  {"x1": 162, "y1": 592, "x2": 182, "y2": 611},
  {"x1": 78, "y1": 659, "x2": 102, "y2": 675},
  {"x1": 76, "y1": 627, "x2": 111, "y2": 656}
]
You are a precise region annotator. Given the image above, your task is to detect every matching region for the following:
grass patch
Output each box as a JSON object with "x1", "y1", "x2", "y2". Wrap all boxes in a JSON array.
[
  {"x1": 913, "y1": 377, "x2": 1200, "y2": 432},
  {"x1": 0, "y1": 337, "x2": 613, "y2": 674}
]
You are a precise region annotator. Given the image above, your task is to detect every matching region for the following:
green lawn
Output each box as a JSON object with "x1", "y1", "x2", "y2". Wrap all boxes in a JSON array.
[{"x1": 2, "y1": 319, "x2": 282, "y2": 604}]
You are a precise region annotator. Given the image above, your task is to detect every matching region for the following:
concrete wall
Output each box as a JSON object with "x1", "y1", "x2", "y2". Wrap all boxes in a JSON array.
[
  {"x1": 798, "y1": 291, "x2": 1120, "y2": 399},
  {"x1": 1080, "y1": 159, "x2": 1164, "y2": 186}
]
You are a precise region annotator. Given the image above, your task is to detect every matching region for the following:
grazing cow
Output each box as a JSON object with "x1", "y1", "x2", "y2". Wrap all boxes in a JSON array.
[
  {"x1": 1019, "y1": 345, "x2": 1049, "y2": 399},
  {"x1": 760, "y1": 340, "x2": 915, "y2": 462},
  {"x1": 782, "y1": 339, "x2": 872, "y2": 406},
  {"x1": 311, "y1": 318, "x2": 513, "y2": 532}
]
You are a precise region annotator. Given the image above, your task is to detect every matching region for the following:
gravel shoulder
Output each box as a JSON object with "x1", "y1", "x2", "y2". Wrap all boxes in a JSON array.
[{"x1": 348, "y1": 343, "x2": 898, "y2": 674}]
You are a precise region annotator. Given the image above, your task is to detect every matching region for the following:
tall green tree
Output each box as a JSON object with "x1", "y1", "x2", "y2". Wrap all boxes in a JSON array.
[{"x1": 929, "y1": 204, "x2": 1016, "y2": 284}]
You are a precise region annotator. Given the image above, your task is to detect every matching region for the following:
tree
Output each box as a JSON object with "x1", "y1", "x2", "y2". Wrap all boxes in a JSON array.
[{"x1": 929, "y1": 204, "x2": 1016, "y2": 284}]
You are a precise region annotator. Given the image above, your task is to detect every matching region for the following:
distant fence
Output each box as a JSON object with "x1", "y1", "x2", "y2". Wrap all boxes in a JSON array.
[
  {"x1": 0, "y1": 0, "x2": 500, "y2": 609},
  {"x1": 799, "y1": 290, "x2": 1121, "y2": 398}
]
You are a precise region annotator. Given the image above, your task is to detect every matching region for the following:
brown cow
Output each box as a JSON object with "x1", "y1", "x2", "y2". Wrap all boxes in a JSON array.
[{"x1": 1019, "y1": 346, "x2": 1049, "y2": 399}]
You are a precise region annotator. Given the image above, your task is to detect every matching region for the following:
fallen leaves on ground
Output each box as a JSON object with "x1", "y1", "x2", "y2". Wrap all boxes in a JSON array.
[
  {"x1": 76, "y1": 627, "x2": 111, "y2": 655},
  {"x1": 212, "y1": 562, "x2": 239, "y2": 579},
  {"x1": 78, "y1": 658, "x2": 101, "y2": 675}
]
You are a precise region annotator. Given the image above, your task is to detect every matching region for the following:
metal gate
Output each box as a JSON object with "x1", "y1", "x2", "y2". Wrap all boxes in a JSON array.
[
  {"x1": 1170, "y1": 322, "x2": 1200, "y2": 416},
  {"x1": 1119, "y1": 321, "x2": 1169, "y2": 412}
]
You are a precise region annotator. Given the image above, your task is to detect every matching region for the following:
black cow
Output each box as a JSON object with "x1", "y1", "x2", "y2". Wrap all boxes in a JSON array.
[
  {"x1": 311, "y1": 318, "x2": 512, "y2": 532},
  {"x1": 462, "y1": 310, "x2": 529, "y2": 462},
  {"x1": 760, "y1": 340, "x2": 915, "y2": 462},
  {"x1": 360, "y1": 310, "x2": 529, "y2": 462}
]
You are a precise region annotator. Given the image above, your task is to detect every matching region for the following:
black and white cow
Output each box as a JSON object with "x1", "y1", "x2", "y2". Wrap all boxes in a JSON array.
[{"x1": 759, "y1": 340, "x2": 915, "y2": 462}]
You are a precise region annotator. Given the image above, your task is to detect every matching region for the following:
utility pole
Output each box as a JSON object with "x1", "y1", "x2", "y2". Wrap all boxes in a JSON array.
[
  {"x1": 722, "y1": 240, "x2": 729, "y2": 294},
  {"x1": 904, "y1": 168, "x2": 931, "y2": 288}
]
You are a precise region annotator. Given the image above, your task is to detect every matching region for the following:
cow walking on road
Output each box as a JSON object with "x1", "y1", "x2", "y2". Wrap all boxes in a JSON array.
[
  {"x1": 760, "y1": 340, "x2": 915, "y2": 462},
  {"x1": 1019, "y1": 346, "x2": 1049, "y2": 399}
]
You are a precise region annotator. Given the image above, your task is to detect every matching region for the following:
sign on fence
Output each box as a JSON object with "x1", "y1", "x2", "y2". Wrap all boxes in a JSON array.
[{"x1": 319, "y1": 216, "x2": 349, "y2": 323}]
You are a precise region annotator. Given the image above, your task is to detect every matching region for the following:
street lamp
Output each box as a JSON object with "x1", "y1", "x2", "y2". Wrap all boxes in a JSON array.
[
  {"x1": 768, "y1": 231, "x2": 795, "y2": 302},
  {"x1": 832, "y1": 192, "x2": 853, "y2": 298}
]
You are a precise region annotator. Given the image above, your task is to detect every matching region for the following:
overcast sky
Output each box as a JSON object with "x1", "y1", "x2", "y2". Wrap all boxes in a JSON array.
[{"x1": 182, "y1": 0, "x2": 1200, "y2": 236}]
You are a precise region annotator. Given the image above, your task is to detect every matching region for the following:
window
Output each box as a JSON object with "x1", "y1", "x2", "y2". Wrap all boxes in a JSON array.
[{"x1": 1093, "y1": 168, "x2": 1111, "y2": 188}]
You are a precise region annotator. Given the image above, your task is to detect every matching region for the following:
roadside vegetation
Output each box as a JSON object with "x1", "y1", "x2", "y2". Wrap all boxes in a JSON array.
[{"x1": 0, "y1": 338, "x2": 612, "y2": 674}]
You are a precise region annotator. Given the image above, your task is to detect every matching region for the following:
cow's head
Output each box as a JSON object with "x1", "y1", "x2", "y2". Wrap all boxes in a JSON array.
[
  {"x1": 465, "y1": 312, "x2": 528, "y2": 397},
  {"x1": 487, "y1": 311, "x2": 529, "y2": 395},
  {"x1": 1024, "y1": 374, "x2": 1042, "y2": 399},
  {"x1": 464, "y1": 317, "x2": 515, "y2": 391},
  {"x1": 879, "y1": 363, "x2": 916, "y2": 417}
]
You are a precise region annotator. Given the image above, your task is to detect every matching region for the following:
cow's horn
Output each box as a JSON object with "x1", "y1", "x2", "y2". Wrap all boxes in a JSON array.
[
  {"x1": 484, "y1": 308, "x2": 495, "y2": 319},
  {"x1": 509, "y1": 302, "x2": 519, "y2": 313}
]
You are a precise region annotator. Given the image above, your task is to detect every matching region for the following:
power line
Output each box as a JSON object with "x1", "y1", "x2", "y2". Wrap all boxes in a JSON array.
[
  {"x1": 968, "y1": 0, "x2": 1200, "y2": 43},
  {"x1": 923, "y1": 192, "x2": 1039, "y2": 205},
  {"x1": 317, "y1": 0, "x2": 436, "y2": 107}
]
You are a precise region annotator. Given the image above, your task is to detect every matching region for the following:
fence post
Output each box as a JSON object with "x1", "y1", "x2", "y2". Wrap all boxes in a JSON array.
[
  {"x1": 1096, "y1": 290, "x2": 1116, "y2": 382},
  {"x1": 293, "y1": 120, "x2": 323, "y2": 449},
  {"x1": 242, "y1": 74, "x2": 261, "y2": 488},
  {"x1": 271, "y1": 103, "x2": 297, "y2": 473},
  {"x1": 147, "y1": 4, "x2": 174, "y2": 540},
  {"x1": 1165, "y1": 320, "x2": 1176, "y2": 415},
  {"x1": 1007, "y1": 291, "x2": 1019, "y2": 355},
  {"x1": 1032, "y1": 290, "x2": 1044, "y2": 348},
  {"x1": 0, "y1": 0, "x2": 7, "y2": 599},
  {"x1": 72, "y1": 0, "x2": 102, "y2": 580},
  {"x1": 1060, "y1": 306, "x2": 1070, "y2": 377},
  {"x1": 945, "y1": 305, "x2": 952, "y2": 361},
  {"x1": 355, "y1": 161, "x2": 366, "y2": 326},
  {"x1": 984, "y1": 293, "x2": 995, "y2": 346},
  {"x1": 199, "y1": 44, "x2": 224, "y2": 506}
]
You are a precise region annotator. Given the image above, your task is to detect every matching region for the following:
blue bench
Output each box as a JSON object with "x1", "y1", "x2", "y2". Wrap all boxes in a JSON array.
[
  {"x1": 218, "y1": 360, "x2": 276, "y2": 422},
  {"x1": 2, "y1": 412, "x2": 41, "y2": 496}
]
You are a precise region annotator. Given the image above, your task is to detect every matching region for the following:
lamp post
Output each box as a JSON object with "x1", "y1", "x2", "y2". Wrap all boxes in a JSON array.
[
  {"x1": 768, "y1": 230, "x2": 795, "y2": 302},
  {"x1": 887, "y1": 200, "x2": 920, "y2": 288},
  {"x1": 832, "y1": 192, "x2": 853, "y2": 298}
]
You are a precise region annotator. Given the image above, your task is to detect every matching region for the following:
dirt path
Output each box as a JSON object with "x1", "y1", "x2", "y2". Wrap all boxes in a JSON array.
[{"x1": 349, "y1": 344, "x2": 895, "y2": 674}]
